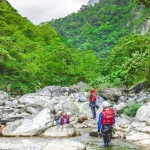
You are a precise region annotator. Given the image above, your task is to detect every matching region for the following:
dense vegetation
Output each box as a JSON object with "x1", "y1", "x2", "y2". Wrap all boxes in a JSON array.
[
  {"x1": 49, "y1": 0, "x2": 149, "y2": 57},
  {"x1": 49, "y1": 0, "x2": 150, "y2": 89},
  {"x1": 0, "y1": 0, "x2": 101, "y2": 95},
  {"x1": 0, "y1": 0, "x2": 150, "y2": 95}
]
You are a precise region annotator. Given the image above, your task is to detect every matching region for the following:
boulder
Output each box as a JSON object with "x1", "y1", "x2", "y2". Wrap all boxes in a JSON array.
[
  {"x1": 0, "y1": 91, "x2": 9, "y2": 100},
  {"x1": 78, "y1": 93, "x2": 88, "y2": 102},
  {"x1": 44, "y1": 140, "x2": 86, "y2": 150},
  {"x1": 135, "y1": 102, "x2": 150, "y2": 125},
  {"x1": 95, "y1": 96, "x2": 104, "y2": 107},
  {"x1": 43, "y1": 124, "x2": 79, "y2": 137},
  {"x1": 126, "y1": 131, "x2": 150, "y2": 142},
  {"x1": 100, "y1": 88, "x2": 122, "y2": 101},
  {"x1": 78, "y1": 114, "x2": 88, "y2": 123},
  {"x1": 2, "y1": 108, "x2": 54, "y2": 136},
  {"x1": 113, "y1": 102, "x2": 126, "y2": 113}
]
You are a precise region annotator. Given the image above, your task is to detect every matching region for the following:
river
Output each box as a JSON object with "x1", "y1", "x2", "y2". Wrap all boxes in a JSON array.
[{"x1": 0, "y1": 128, "x2": 142, "y2": 150}]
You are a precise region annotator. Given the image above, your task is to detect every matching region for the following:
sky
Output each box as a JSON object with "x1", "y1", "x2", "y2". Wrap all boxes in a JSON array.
[{"x1": 7, "y1": 0, "x2": 89, "y2": 24}]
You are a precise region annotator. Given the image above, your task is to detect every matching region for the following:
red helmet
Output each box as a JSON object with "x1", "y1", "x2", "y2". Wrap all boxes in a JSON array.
[{"x1": 90, "y1": 89, "x2": 95, "y2": 93}]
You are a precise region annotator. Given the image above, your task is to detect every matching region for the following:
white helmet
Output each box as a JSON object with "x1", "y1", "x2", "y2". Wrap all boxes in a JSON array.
[
  {"x1": 67, "y1": 111, "x2": 71, "y2": 115},
  {"x1": 102, "y1": 101, "x2": 109, "y2": 108}
]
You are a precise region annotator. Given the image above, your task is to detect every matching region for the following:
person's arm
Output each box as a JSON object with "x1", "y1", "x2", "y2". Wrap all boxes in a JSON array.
[{"x1": 98, "y1": 113, "x2": 102, "y2": 132}]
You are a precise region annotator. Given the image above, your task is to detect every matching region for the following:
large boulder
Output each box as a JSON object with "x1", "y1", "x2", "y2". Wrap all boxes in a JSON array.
[
  {"x1": 78, "y1": 114, "x2": 88, "y2": 123},
  {"x1": 44, "y1": 140, "x2": 86, "y2": 150},
  {"x1": 95, "y1": 96, "x2": 104, "y2": 107},
  {"x1": 0, "y1": 91, "x2": 9, "y2": 106},
  {"x1": 100, "y1": 88, "x2": 122, "y2": 101},
  {"x1": 43, "y1": 124, "x2": 79, "y2": 137},
  {"x1": 126, "y1": 131, "x2": 150, "y2": 142},
  {"x1": 19, "y1": 93, "x2": 52, "y2": 107},
  {"x1": 2, "y1": 108, "x2": 54, "y2": 136},
  {"x1": 113, "y1": 102, "x2": 126, "y2": 113},
  {"x1": 37, "y1": 86, "x2": 70, "y2": 97},
  {"x1": 135, "y1": 102, "x2": 150, "y2": 125},
  {"x1": 0, "y1": 91, "x2": 9, "y2": 100}
]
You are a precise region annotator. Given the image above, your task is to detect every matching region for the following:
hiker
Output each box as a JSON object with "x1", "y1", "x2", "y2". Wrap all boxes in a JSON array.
[
  {"x1": 97, "y1": 101, "x2": 115, "y2": 147},
  {"x1": 61, "y1": 111, "x2": 71, "y2": 125},
  {"x1": 89, "y1": 89, "x2": 97, "y2": 119},
  {"x1": 55, "y1": 110, "x2": 64, "y2": 126}
]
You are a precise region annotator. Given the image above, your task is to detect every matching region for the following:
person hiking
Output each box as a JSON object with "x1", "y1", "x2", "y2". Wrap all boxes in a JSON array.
[
  {"x1": 55, "y1": 110, "x2": 64, "y2": 126},
  {"x1": 97, "y1": 101, "x2": 115, "y2": 147},
  {"x1": 89, "y1": 89, "x2": 97, "y2": 119},
  {"x1": 61, "y1": 111, "x2": 71, "y2": 125}
]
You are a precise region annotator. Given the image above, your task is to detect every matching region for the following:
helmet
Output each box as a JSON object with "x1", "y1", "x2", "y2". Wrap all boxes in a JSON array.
[
  {"x1": 102, "y1": 101, "x2": 109, "y2": 108},
  {"x1": 67, "y1": 111, "x2": 71, "y2": 115},
  {"x1": 90, "y1": 89, "x2": 95, "y2": 93}
]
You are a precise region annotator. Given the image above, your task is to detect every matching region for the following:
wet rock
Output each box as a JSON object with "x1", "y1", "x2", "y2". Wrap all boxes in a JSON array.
[
  {"x1": 43, "y1": 124, "x2": 79, "y2": 137},
  {"x1": 44, "y1": 140, "x2": 86, "y2": 150},
  {"x1": 78, "y1": 114, "x2": 88, "y2": 123}
]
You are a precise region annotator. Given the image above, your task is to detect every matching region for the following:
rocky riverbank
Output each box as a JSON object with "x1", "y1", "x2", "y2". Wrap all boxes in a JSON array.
[{"x1": 0, "y1": 82, "x2": 150, "y2": 149}]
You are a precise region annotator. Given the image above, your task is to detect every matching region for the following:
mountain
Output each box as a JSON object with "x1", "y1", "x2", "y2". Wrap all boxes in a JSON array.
[
  {"x1": 49, "y1": 0, "x2": 149, "y2": 57},
  {"x1": 88, "y1": 0, "x2": 99, "y2": 6},
  {"x1": 0, "y1": 0, "x2": 100, "y2": 94}
]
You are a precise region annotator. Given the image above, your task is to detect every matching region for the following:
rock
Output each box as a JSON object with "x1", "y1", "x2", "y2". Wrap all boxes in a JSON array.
[
  {"x1": 75, "y1": 102, "x2": 92, "y2": 118},
  {"x1": 19, "y1": 93, "x2": 51, "y2": 107},
  {"x1": 2, "y1": 108, "x2": 54, "y2": 136},
  {"x1": 100, "y1": 88, "x2": 122, "y2": 101},
  {"x1": 118, "y1": 96, "x2": 127, "y2": 103},
  {"x1": 136, "y1": 93, "x2": 148, "y2": 102},
  {"x1": 0, "y1": 124, "x2": 5, "y2": 136},
  {"x1": 135, "y1": 102, "x2": 150, "y2": 125},
  {"x1": 129, "y1": 83, "x2": 144, "y2": 93},
  {"x1": 0, "y1": 91, "x2": 9, "y2": 100},
  {"x1": 43, "y1": 124, "x2": 79, "y2": 137},
  {"x1": 95, "y1": 96, "x2": 104, "y2": 107},
  {"x1": 78, "y1": 114, "x2": 88, "y2": 123},
  {"x1": 5, "y1": 101, "x2": 17, "y2": 108},
  {"x1": 126, "y1": 131, "x2": 150, "y2": 142},
  {"x1": 113, "y1": 102, "x2": 126, "y2": 113},
  {"x1": 44, "y1": 140, "x2": 86, "y2": 150},
  {"x1": 89, "y1": 129, "x2": 98, "y2": 137},
  {"x1": 134, "y1": 139, "x2": 150, "y2": 148},
  {"x1": 37, "y1": 86, "x2": 70, "y2": 97},
  {"x1": 78, "y1": 93, "x2": 88, "y2": 102}
]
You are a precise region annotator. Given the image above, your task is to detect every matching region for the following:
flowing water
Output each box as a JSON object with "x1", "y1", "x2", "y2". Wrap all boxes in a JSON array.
[{"x1": 0, "y1": 128, "x2": 142, "y2": 150}]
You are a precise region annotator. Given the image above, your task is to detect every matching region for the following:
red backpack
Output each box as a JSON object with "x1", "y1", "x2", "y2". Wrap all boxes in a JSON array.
[
  {"x1": 102, "y1": 108, "x2": 115, "y2": 125},
  {"x1": 61, "y1": 115, "x2": 70, "y2": 125}
]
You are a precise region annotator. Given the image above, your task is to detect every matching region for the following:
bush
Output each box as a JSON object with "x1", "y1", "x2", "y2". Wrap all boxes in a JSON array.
[{"x1": 123, "y1": 102, "x2": 142, "y2": 117}]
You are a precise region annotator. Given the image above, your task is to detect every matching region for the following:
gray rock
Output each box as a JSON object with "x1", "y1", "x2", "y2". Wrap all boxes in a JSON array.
[
  {"x1": 95, "y1": 96, "x2": 104, "y2": 107},
  {"x1": 2, "y1": 108, "x2": 54, "y2": 136},
  {"x1": 43, "y1": 124, "x2": 78, "y2": 137},
  {"x1": 44, "y1": 140, "x2": 86, "y2": 150},
  {"x1": 100, "y1": 88, "x2": 122, "y2": 101}
]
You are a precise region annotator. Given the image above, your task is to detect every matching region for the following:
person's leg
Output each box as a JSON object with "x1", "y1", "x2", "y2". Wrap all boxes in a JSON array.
[
  {"x1": 102, "y1": 134, "x2": 107, "y2": 147},
  {"x1": 90, "y1": 105, "x2": 94, "y2": 118},
  {"x1": 93, "y1": 106, "x2": 96, "y2": 119}
]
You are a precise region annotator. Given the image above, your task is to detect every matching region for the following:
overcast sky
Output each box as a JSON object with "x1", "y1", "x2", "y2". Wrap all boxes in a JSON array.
[{"x1": 7, "y1": 0, "x2": 88, "y2": 24}]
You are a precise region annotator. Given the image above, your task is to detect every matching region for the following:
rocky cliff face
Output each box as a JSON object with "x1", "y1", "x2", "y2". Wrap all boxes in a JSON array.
[{"x1": 87, "y1": 0, "x2": 100, "y2": 6}]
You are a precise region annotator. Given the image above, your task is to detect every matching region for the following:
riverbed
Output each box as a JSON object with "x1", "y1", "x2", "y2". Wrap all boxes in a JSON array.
[{"x1": 0, "y1": 128, "x2": 142, "y2": 150}]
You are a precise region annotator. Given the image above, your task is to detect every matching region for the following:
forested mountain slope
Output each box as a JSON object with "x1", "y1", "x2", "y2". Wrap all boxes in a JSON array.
[
  {"x1": 0, "y1": 0, "x2": 100, "y2": 95},
  {"x1": 49, "y1": 0, "x2": 149, "y2": 57}
]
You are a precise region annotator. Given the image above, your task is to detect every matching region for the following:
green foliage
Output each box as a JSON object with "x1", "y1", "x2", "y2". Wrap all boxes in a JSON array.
[
  {"x1": 1, "y1": 0, "x2": 150, "y2": 96},
  {"x1": 106, "y1": 34, "x2": 150, "y2": 87},
  {"x1": 49, "y1": 0, "x2": 149, "y2": 57},
  {"x1": 0, "y1": 0, "x2": 101, "y2": 95},
  {"x1": 123, "y1": 102, "x2": 142, "y2": 117},
  {"x1": 135, "y1": 0, "x2": 150, "y2": 8}
]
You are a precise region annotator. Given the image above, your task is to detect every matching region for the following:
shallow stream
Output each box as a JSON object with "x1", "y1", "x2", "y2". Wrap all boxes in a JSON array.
[{"x1": 0, "y1": 128, "x2": 142, "y2": 150}]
